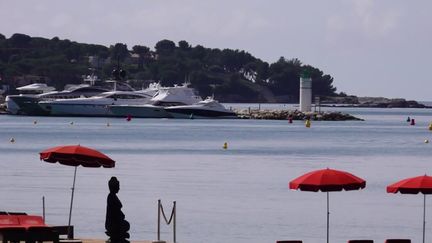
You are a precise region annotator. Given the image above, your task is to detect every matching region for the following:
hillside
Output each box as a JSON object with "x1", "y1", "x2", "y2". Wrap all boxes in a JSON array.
[{"x1": 0, "y1": 33, "x2": 338, "y2": 102}]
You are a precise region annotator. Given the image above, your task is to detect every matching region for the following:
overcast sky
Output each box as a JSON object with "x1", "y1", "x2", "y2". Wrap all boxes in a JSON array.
[{"x1": 1, "y1": 0, "x2": 431, "y2": 100}]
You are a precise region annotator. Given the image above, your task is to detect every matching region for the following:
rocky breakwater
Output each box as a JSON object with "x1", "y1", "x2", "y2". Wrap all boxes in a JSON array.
[{"x1": 235, "y1": 109, "x2": 363, "y2": 121}]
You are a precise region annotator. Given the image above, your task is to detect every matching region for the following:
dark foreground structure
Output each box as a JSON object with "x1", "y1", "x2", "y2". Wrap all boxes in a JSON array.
[{"x1": 106, "y1": 177, "x2": 130, "y2": 243}]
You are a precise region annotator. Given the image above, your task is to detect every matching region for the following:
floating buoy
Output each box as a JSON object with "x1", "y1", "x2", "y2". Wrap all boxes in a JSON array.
[
  {"x1": 288, "y1": 116, "x2": 293, "y2": 124},
  {"x1": 407, "y1": 117, "x2": 411, "y2": 122},
  {"x1": 126, "y1": 114, "x2": 132, "y2": 122},
  {"x1": 305, "y1": 119, "x2": 311, "y2": 128},
  {"x1": 107, "y1": 122, "x2": 110, "y2": 127},
  {"x1": 9, "y1": 137, "x2": 15, "y2": 143},
  {"x1": 223, "y1": 142, "x2": 228, "y2": 149},
  {"x1": 428, "y1": 123, "x2": 432, "y2": 131},
  {"x1": 70, "y1": 121, "x2": 74, "y2": 125},
  {"x1": 425, "y1": 139, "x2": 429, "y2": 144},
  {"x1": 410, "y1": 119, "x2": 415, "y2": 126},
  {"x1": 33, "y1": 120, "x2": 37, "y2": 125}
]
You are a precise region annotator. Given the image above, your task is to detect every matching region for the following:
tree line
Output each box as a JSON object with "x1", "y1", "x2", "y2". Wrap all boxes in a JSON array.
[{"x1": 0, "y1": 33, "x2": 338, "y2": 102}]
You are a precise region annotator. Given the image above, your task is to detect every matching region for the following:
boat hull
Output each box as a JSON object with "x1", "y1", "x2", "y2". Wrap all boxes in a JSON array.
[
  {"x1": 38, "y1": 103, "x2": 114, "y2": 117},
  {"x1": 165, "y1": 108, "x2": 238, "y2": 119},
  {"x1": 109, "y1": 105, "x2": 172, "y2": 118}
]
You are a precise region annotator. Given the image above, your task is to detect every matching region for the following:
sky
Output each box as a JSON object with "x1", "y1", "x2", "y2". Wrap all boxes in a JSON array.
[{"x1": 1, "y1": 0, "x2": 431, "y2": 101}]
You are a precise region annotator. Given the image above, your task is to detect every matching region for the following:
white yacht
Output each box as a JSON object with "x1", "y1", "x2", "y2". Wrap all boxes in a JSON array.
[
  {"x1": 38, "y1": 91, "x2": 153, "y2": 117},
  {"x1": 108, "y1": 84, "x2": 202, "y2": 118},
  {"x1": 150, "y1": 83, "x2": 202, "y2": 106},
  {"x1": 5, "y1": 83, "x2": 57, "y2": 115},
  {"x1": 164, "y1": 97, "x2": 238, "y2": 119},
  {"x1": 6, "y1": 84, "x2": 113, "y2": 115}
]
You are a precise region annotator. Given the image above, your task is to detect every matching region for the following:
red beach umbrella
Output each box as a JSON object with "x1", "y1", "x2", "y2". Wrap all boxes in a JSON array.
[
  {"x1": 289, "y1": 168, "x2": 366, "y2": 243},
  {"x1": 40, "y1": 144, "x2": 115, "y2": 168},
  {"x1": 387, "y1": 175, "x2": 432, "y2": 243},
  {"x1": 39, "y1": 145, "x2": 115, "y2": 234}
]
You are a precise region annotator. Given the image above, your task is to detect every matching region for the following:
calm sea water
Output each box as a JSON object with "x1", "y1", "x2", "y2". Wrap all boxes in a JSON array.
[{"x1": 1, "y1": 106, "x2": 432, "y2": 243}]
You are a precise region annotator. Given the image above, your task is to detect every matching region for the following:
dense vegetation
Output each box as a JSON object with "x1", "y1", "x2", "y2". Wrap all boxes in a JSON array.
[{"x1": 0, "y1": 33, "x2": 338, "y2": 102}]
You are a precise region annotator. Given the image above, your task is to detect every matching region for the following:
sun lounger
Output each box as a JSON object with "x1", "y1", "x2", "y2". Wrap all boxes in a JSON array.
[
  {"x1": 19, "y1": 215, "x2": 59, "y2": 242},
  {"x1": 0, "y1": 215, "x2": 59, "y2": 243},
  {"x1": 0, "y1": 215, "x2": 27, "y2": 242},
  {"x1": 385, "y1": 240, "x2": 411, "y2": 243}
]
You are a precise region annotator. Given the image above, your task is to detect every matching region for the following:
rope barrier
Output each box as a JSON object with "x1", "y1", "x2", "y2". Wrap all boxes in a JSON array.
[
  {"x1": 157, "y1": 199, "x2": 177, "y2": 243},
  {"x1": 160, "y1": 201, "x2": 175, "y2": 225}
]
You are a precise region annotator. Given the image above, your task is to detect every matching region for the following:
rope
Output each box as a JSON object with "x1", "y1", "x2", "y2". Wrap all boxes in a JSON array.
[{"x1": 160, "y1": 202, "x2": 175, "y2": 225}]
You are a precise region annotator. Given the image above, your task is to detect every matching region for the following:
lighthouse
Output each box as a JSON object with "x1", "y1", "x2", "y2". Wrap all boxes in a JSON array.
[{"x1": 299, "y1": 74, "x2": 312, "y2": 112}]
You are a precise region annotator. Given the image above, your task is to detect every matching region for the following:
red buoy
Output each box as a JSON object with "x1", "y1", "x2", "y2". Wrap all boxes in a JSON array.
[
  {"x1": 288, "y1": 116, "x2": 293, "y2": 124},
  {"x1": 410, "y1": 118, "x2": 415, "y2": 125},
  {"x1": 126, "y1": 114, "x2": 132, "y2": 122}
]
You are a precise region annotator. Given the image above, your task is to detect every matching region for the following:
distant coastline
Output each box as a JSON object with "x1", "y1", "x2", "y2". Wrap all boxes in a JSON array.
[{"x1": 320, "y1": 96, "x2": 430, "y2": 108}]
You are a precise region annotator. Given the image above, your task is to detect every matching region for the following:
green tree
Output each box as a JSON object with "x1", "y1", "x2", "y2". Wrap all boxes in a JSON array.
[
  {"x1": 110, "y1": 43, "x2": 129, "y2": 63},
  {"x1": 9, "y1": 33, "x2": 32, "y2": 48},
  {"x1": 178, "y1": 40, "x2": 191, "y2": 51},
  {"x1": 155, "y1": 39, "x2": 175, "y2": 55},
  {"x1": 132, "y1": 45, "x2": 150, "y2": 70}
]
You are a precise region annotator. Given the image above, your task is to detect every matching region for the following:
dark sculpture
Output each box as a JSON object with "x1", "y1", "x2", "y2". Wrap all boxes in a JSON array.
[{"x1": 105, "y1": 176, "x2": 130, "y2": 243}]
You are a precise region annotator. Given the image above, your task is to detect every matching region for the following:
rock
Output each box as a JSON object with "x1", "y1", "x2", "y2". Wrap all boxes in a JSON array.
[{"x1": 234, "y1": 109, "x2": 363, "y2": 121}]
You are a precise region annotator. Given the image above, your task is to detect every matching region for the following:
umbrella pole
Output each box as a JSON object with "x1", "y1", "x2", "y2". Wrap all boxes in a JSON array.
[
  {"x1": 423, "y1": 194, "x2": 426, "y2": 243},
  {"x1": 67, "y1": 166, "x2": 77, "y2": 239},
  {"x1": 327, "y1": 191, "x2": 329, "y2": 243}
]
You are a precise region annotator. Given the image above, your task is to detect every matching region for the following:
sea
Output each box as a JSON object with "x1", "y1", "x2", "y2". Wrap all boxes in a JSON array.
[{"x1": 1, "y1": 104, "x2": 432, "y2": 243}]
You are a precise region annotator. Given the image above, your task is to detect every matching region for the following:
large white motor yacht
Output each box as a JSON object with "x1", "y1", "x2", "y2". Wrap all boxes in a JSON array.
[
  {"x1": 150, "y1": 84, "x2": 202, "y2": 106},
  {"x1": 164, "y1": 97, "x2": 238, "y2": 119},
  {"x1": 38, "y1": 91, "x2": 154, "y2": 116},
  {"x1": 108, "y1": 84, "x2": 203, "y2": 118},
  {"x1": 5, "y1": 83, "x2": 57, "y2": 115}
]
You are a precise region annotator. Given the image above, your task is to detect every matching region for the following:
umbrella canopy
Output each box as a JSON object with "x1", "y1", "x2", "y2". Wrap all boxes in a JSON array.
[
  {"x1": 290, "y1": 168, "x2": 366, "y2": 243},
  {"x1": 387, "y1": 175, "x2": 432, "y2": 243},
  {"x1": 40, "y1": 145, "x2": 115, "y2": 168},
  {"x1": 387, "y1": 175, "x2": 432, "y2": 194},
  {"x1": 289, "y1": 168, "x2": 366, "y2": 191},
  {"x1": 39, "y1": 145, "x2": 115, "y2": 238}
]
